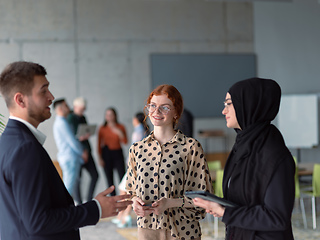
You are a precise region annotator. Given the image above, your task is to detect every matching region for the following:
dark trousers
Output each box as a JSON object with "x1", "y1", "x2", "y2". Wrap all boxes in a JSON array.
[
  {"x1": 74, "y1": 152, "x2": 99, "y2": 203},
  {"x1": 102, "y1": 147, "x2": 125, "y2": 196}
]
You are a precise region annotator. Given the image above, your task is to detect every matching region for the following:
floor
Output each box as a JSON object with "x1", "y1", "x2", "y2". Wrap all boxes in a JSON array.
[{"x1": 80, "y1": 202, "x2": 320, "y2": 240}]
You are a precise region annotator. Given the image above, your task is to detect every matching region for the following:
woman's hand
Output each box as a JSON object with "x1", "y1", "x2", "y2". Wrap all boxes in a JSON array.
[
  {"x1": 108, "y1": 123, "x2": 125, "y2": 141},
  {"x1": 110, "y1": 125, "x2": 124, "y2": 139},
  {"x1": 151, "y1": 198, "x2": 170, "y2": 215},
  {"x1": 192, "y1": 198, "x2": 225, "y2": 218},
  {"x1": 132, "y1": 197, "x2": 154, "y2": 217}
]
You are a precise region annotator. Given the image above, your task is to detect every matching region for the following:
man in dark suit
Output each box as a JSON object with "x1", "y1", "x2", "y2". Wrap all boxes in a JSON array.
[{"x1": 0, "y1": 61, "x2": 132, "y2": 240}]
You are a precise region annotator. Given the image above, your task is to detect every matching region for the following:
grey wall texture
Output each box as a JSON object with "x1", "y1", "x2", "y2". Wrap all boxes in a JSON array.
[
  {"x1": 254, "y1": 0, "x2": 320, "y2": 163},
  {"x1": 0, "y1": 0, "x2": 253, "y2": 195},
  {"x1": 1, "y1": 0, "x2": 319, "y2": 196}
]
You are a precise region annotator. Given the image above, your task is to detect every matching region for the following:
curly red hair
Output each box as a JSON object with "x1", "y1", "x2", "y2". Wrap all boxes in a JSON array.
[{"x1": 144, "y1": 84, "x2": 183, "y2": 126}]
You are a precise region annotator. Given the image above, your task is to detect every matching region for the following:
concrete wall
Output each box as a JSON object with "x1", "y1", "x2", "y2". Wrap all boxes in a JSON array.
[
  {"x1": 2, "y1": 0, "x2": 320, "y2": 195},
  {"x1": 1, "y1": 0, "x2": 320, "y2": 196},
  {"x1": 0, "y1": 0, "x2": 253, "y2": 196},
  {"x1": 254, "y1": 0, "x2": 320, "y2": 162}
]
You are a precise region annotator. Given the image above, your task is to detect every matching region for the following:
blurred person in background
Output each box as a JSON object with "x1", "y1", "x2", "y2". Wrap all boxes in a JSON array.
[
  {"x1": 53, "y1": 98, "x2": 87, "y2": 197},
  {"x1": 176, "y1": 108, "x2": 193, "y2": 137},
  {"x1": 113, "y1": 112, "x2": 150, "y2": 228},
  {"x1": 98, "y1": 107, "x2": 127, "y2": 196},
  {"x1": 68, "y1": 97, "x2": 99, "y2": 204}
]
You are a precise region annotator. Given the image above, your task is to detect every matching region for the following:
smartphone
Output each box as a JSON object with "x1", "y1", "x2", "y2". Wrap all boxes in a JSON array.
[{"x1": 143, "y1": 203, "x2": 153, "y2": 207}]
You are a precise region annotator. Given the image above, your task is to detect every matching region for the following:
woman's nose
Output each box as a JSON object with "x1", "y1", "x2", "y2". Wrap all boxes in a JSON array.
[
  {"x1": 155, "y1": 107, "x2": 161, "y2": 114},
  {"x1": 222, "y1": 107, "x2": 227, "y2": 115}
]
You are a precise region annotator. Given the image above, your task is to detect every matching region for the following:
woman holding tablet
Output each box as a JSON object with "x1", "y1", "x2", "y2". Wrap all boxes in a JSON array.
[
  {"x1": 193, "y1": 78, "x2": 295, "y2": 240},
  {"x1": 126, "y1": 84, "x2": 212, "y2": 240}
]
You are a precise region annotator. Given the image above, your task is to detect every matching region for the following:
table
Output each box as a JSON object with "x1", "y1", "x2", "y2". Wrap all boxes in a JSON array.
[
  {"x1": 298, "y1": 162, "x2": 314, "y2": 176},
  {"x1": 199, "y1": 129, "x2": 228, "y2": 167},
  {"x1": 198, "y1": 129, "x2": 227, "y2": 153}
]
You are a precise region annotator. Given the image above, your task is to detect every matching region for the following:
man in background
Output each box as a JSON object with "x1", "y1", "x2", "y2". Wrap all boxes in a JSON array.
[
  {"x1": 0, "y1": 61, "x2": 131, "y2": 240},
  {"x1": 53, "y1": 98, "x2": 86, "y2": 197},
  {"x1": 68, "y1": 97, "x2": 99, "y2": 204},
  {"x1": 177, "y1": 108, "x2": 194, "y2": 137}
]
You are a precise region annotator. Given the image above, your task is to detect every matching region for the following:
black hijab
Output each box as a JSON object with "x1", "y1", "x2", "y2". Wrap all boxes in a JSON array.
[
  {"x1": 229, "y1": 78, "x2": 281, "y2": 130},
  {"x1": 223, "y1": 78, "x2": 293, "y2": 206}
]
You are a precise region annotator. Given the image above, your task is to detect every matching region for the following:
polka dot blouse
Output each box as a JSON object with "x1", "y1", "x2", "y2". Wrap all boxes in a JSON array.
[{"x1": 126, "y1": 130, "x2": 213, "y2": 240}]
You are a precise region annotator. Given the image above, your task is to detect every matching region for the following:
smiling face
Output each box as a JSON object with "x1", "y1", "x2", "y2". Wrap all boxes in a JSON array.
[
  {"x1": 24, "y1": 75, "x2": 55, "y2": 127},
  {"x1": 148, "y1": 94, "x2": 176, "y2": 129},
  {"x1": 222, "y1": 92, "x2": 241, "y2": 130}
]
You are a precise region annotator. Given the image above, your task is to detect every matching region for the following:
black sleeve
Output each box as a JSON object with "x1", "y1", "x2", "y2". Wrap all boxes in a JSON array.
[
  {"x1": 11, "y1": 142, "x2": 99, "y2": 235},
  {"x1": 222, "y1": 158, "x2": 295, "y2": 231}
]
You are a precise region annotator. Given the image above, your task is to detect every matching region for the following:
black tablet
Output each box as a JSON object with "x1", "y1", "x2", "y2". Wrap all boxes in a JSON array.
[{"x1": 185, "y1": 191, "x2": 237, "y2": 208}]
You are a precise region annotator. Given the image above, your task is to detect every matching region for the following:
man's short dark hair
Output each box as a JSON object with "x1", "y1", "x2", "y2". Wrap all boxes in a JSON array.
[
  {"x1": 53, "y1": 98, "x2": 66, "y2": 109},
  {"x1": 0, "y1": 61, "x2": 47, "y2": 108}
]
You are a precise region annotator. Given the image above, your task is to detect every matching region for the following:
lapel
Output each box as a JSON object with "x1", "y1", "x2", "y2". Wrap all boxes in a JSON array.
[{"x1": 6, "y1": 119, "x2": 75, "y2": 205}]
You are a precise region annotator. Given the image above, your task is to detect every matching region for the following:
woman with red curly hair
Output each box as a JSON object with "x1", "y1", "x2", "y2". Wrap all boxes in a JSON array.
[{"x1": 126, "y1": 84, "x2": 213, "y2": 240}]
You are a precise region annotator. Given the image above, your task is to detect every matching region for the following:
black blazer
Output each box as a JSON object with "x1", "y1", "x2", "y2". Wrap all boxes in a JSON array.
[{"x1": 0, "y1": 119, "x2": 99, "y2": 240}]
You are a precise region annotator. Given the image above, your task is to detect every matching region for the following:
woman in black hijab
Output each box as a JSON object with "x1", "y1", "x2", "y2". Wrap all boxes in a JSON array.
[{"x1": 193, "y1": 78, "x2": 295, "y2": 240}]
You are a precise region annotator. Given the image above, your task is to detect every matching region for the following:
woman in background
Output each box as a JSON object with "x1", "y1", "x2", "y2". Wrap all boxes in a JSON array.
[
  {"x1": 98, "y1": 107, "x2": 127, "y2": 196},
  {"x1": 193, "y1": 78, "x2": 295, "y2": 240},
  {"x1": 126, "y1": 84, "x2": 213, "y2": 240},
  {"x1": 114, "y1": 112, "x2": 150, "y2": 228},
  {"x1": 131, "y1": 112, "x2": 150, "y2": 143}
]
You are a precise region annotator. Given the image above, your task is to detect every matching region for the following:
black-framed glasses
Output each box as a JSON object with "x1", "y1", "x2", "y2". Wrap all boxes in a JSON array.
[{"x1": 145, "y1": 104, "x2": 172, "y2": 115}]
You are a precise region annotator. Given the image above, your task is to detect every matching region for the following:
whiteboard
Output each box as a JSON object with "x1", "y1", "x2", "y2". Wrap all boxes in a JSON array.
[{"x1": 278, "y1": 94, "x2": 319, "y2": 148}]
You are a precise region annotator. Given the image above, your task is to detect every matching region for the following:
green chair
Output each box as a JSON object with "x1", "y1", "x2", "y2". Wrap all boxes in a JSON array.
[
  {"x1": 293, "y1": 156, "x2": 297, "y2": 165},
  {"x1": 301, "y1": 163, "x2": 320, "y2": 229},
  {"x1": 215, "y1": 169, "x2": 224, "y2": 198},
  {"x1": 207, "y1": 160, "x2": 222, "y2": 192},
  {"x1": 294, "y1": 163, "x2": 307, "y2": 229},
  {"x1": 213, "y1": 169, "x2": 224, "y2": 238},
  {"x1": 207, "y1": 160, "x2": 222, "y2": 172},
  {"x1": 206, "y1": 161, "x2": 223, "y2": 238}
]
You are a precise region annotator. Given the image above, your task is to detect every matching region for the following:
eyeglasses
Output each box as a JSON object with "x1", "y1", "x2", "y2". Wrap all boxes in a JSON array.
[
  {"x1": 146, "y1": 104, "x2": 173, "y2": 115},
  {"x1": 223, "y1": 101, "x2": 233, "y2": 109}
]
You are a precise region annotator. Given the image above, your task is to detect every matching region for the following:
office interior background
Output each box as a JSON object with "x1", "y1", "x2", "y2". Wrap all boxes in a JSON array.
[{"x1": 0, "y1": 0, "x2": 320, "y2": 196}]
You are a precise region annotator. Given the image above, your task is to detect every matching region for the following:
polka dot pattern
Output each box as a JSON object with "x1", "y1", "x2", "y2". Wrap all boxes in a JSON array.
[{"x1": 126, "y1": 130, "x2": 213, "y2": 239}]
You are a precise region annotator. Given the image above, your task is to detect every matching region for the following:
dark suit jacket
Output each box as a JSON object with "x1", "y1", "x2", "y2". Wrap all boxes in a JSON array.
[{"x1": 0, "y1": 119, "x2": 99, "y2": 240}]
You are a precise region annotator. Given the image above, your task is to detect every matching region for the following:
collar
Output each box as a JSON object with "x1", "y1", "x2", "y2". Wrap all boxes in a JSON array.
[
  {"x1": 144, "y1": 130, "x2": 186, "y2": 145},
  {"x1": 9, "y1": 116, "x2": 47, "y2": 145}
]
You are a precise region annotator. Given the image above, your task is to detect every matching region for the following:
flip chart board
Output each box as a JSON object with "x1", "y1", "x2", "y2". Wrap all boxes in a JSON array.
[{"x1": 278, "y1": 94, "x2": 319, "y2": 148}]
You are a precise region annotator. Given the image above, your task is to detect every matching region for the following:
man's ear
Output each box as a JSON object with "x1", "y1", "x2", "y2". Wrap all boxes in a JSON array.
[{"x1": 14, "y1": 92, "x2": 26, "y2": 108}]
